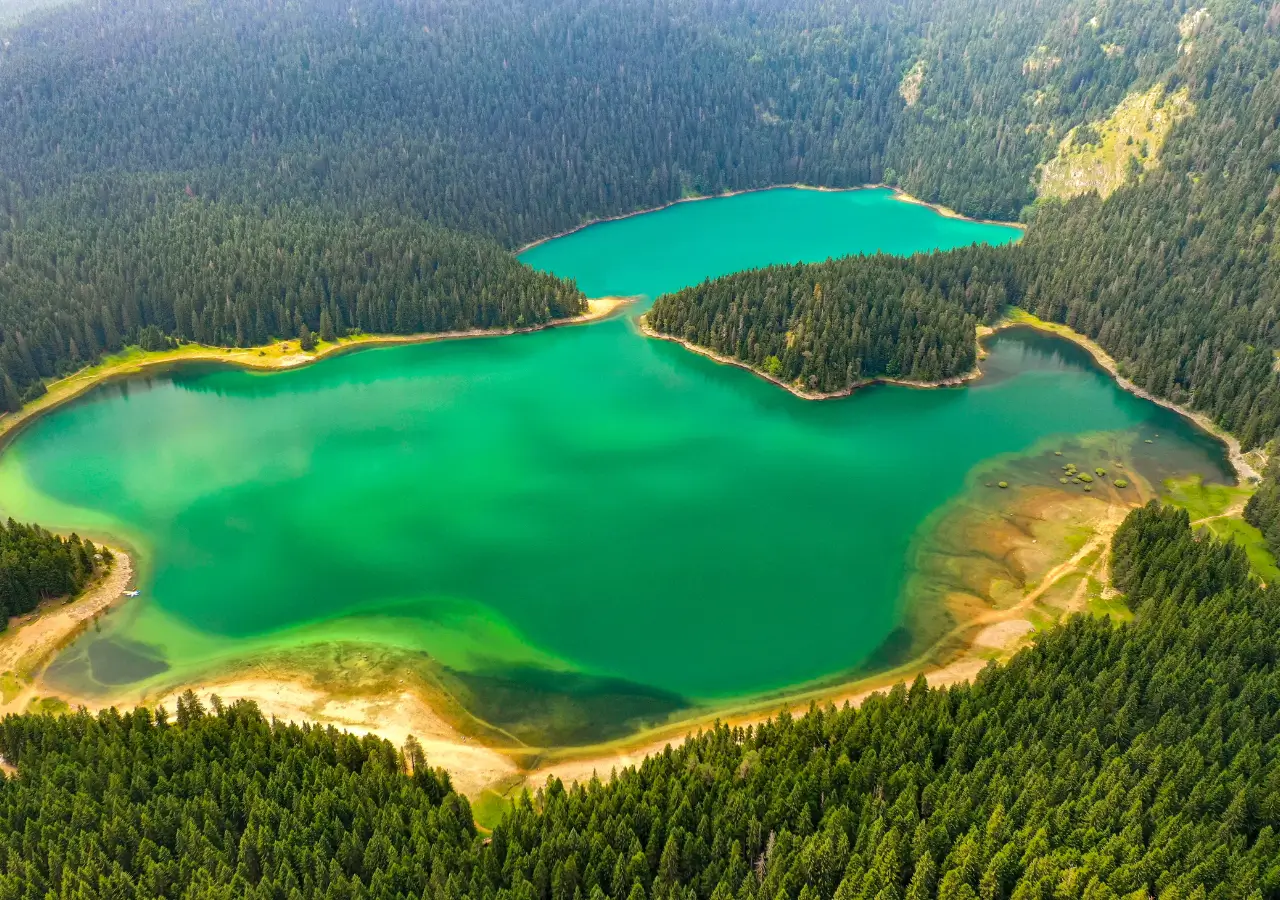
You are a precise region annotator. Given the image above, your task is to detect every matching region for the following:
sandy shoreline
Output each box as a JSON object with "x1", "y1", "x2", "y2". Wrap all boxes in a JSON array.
[
  {"x1": 152, "y1": 676, "x2": 518, "y2": 798},
  {"x1": 992, "y1": 311, "x2": 1261, "y2": 483},
  {"x1": 516, "y1": 184, "x2": 1025, "y2": 254},
  {"x1": 641, "y1": 309, "x2": 1259, "y2": 485},
  {"x1": 0, "y1": 296, "x2": 635, "y2": 455},
  {"x1": 0, "y1": 550, "x2": 134, "y2": 714}
]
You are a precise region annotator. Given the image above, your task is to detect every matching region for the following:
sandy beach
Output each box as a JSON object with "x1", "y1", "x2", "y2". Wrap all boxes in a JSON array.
[{"x1": 0, "y1": 551, "x2": 133, "y2": 715}]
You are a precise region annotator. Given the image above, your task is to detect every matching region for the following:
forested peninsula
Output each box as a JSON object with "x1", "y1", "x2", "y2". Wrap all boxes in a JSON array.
[
  {"x1": 649, "y1": 13, "x2": 1280, "y2": 446},
  {"x1": 0, "y1": 0, "x2": 1257, "y2": 429},
  {"x1": 0, "y1": 521, "x2": 106, "y2": 623},
  {"x1": 646, "y1": 256, "x2": 991, "y2": 393},
  {"x1": 0, "y1": 0, "x2": 1279, "y2": 896},
  {"x1": 1, "y1": 503, "x2": 1276, "y2": 898}
]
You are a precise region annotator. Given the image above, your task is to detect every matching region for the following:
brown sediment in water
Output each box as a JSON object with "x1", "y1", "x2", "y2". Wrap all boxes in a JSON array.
[
  {"x1": 993, "y1": 311, "x2": 1262, "y2": 483},
  {"x1": 0, "y1": 549, "x2": 134, "y2": 715}
]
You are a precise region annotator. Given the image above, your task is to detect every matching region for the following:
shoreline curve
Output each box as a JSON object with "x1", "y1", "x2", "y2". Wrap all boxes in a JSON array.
[
  {"x1": 516, "y1": 184, "x2": 1026, "y2": 255},
  {"x1": 641, "y1": 310, "x2": 1258, "y2": 485},
  {"x1": 0, "y1": 296, "x2": 636, "y2": 456},
  {"x1": 637, "y1": 314, "x2": 985, "y2": 399}
]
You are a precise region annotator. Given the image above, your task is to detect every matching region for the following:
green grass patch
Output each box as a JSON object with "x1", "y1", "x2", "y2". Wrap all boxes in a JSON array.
[
  {"x1": 1027, "y1": 605, "x2": 1057, "y2": 632},
  {"x1": 0, "y1": 672, "x2": 25, "y2": 705},
  {"x1": 471, "y1": 786, "x2": 518, "y2": 832},
  {"x1": 25, "y1": 696, "x2": 70, "y2": 716},
  {"x1": 1201, "y1": 517, "x2": 1280, "y2": 584},
  {"x1": 1063, "y1": 524, "x2": 1095, "y2": 555},
  {"x1": 1076, "y1": 546, "x2": 1102, "y2": 571},
  {"x1": 1085, "y1": 578, "x2": 1133, "y2": 622},
  {"x1": 1164, "y1": 474, "x2": 1250, "y2": 521},
  {"x1": 1163, "y1": 475, "x2": 1277, "y2": 581}
]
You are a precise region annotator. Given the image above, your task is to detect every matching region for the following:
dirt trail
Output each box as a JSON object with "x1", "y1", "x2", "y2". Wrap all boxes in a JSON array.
[{"x1": 1190, "y1": 493, "x2": 1250, "y2": 527}]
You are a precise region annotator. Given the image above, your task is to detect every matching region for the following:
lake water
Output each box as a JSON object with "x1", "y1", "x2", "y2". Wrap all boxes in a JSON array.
[{"x1": 0, "y1": 188, "x2": 1230, "y2": 746}]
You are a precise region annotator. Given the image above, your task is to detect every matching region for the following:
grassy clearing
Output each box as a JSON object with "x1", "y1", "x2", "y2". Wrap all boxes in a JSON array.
[
  {"x1": 1034, "y1": 571, "x2": 1085, "y2": 613},
  {"x1": 1038, "y1": 84, "x2": 1192, "y2": 202},
  {"x1": 25, "y1": 696, "x2": 70, "y2": 715},
  {"x1": 1164, "y1": 474, "x2": 1250, "y2": 521},
  {"x1": 0, "y1": 672, "x2": 25, "y2": 705},
  {"x1": 1026, "y1": 605, "x2": 1057, "y2": 632},
  {"x1": 1201, "y1": 517, "x2": 1280, "y2": 583},
  {"x1": 471, "y1": 785, "x2": 520, "y2": 832},
  {"x1": 1085, "y1": 577, "x2": 1133, "y2": 622},
  {"x1": 1165, "y1": 475, "x2": 1279, "y2": 582}
]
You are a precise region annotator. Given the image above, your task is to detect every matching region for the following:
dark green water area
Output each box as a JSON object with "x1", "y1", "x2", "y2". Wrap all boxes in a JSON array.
[{"x1": 0, "y1": 188, "x2": 1231, "y2": 747}]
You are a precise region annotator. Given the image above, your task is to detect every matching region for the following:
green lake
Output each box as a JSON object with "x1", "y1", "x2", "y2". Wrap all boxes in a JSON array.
[{"x1": 0, "y1": 187, "x2": 1232, "y2": 746}]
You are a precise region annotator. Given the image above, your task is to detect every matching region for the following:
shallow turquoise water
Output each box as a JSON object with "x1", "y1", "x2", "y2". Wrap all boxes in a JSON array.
[
  {"x1": 519, "y1": 187, "x2": 1021, "y2": 298},
  {"x1": 0, "y1": 188, "x2": 1229, "y2": 745}
]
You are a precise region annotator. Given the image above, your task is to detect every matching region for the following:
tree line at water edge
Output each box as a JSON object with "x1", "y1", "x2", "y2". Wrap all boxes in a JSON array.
[
  {"x1": 0, "y1": 520, "x2": 107, "y2": 626},
  {"x1": 0, "y1": 501, "x2": 1276, "y2": 898},
  {"x1": 0, "y1": 184, "x2": 586, "y2": 411},
  {"x1": 651, "y1": 4, "x2": 1280, "y2": 447}
]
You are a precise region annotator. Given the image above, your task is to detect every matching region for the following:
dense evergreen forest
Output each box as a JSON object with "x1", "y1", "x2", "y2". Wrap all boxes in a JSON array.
[
  {"x1": 646, "y1": 258, "x2": 984, "y2": 390},
  {"x1": 0, "y1": 0, "x2": 1221, "y2": 413},
  {"x1": 0, "y1": 184, "x2": 585, "y2": 408},
  {"x1": 0, "y1": 502, "x2": 1275, "y2": 898},
  {"x1": 652, "y1": 1, "x2": 1280, "y2": 445},
  {"x1": 0, "y1": 519, "x2": 105, "y2": 624},
  {"x1": 0, "y1": 0, "x2": 1178, "y2": 235}
]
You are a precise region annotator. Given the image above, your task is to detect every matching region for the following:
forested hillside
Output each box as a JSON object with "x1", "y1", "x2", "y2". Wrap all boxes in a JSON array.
[
  {"x1": 0, "y1": 520, "x2": 105, "y2": 624},
  {"x1": 653, "y1": 2, "x2": 1280, "y2": 446},
  {"x1": 0, "y1": 0, "x2": 1240, "y2": 415},
  {"x1": 0, "y1": 183, "x2": 584, "y2": 408},
  {"x1": 0, "y1": 0, "x2": 1179, "y2": 237},
  {"x1": 1, "y1": 502, "x2": 1276, "y2": 897}
]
